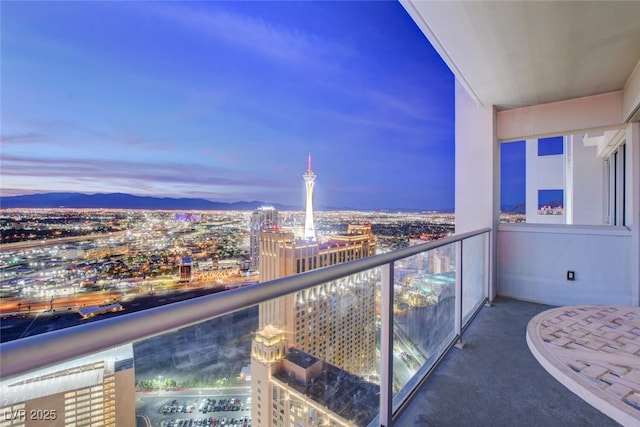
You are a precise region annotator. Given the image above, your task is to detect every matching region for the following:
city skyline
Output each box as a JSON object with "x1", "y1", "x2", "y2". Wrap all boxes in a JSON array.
[{"x1": 1, "y1": 1, "x2": 456, "y2": 211}]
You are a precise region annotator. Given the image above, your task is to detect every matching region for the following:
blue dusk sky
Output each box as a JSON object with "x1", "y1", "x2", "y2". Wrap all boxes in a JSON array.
[{"x1": 1, "y1": 1, "x2": 456, "y2": 210}]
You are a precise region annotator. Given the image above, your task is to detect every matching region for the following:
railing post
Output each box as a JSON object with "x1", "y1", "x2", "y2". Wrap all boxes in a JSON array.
[
  {"x1": 380, "y1": 262, "x2": 394, "y2": 427},
  {"x1": 485, "y1": 230, "x2": 494, "y2": 306},
  {"x1": 455, "y1": 239, "x2": 465, "y2": 349}
]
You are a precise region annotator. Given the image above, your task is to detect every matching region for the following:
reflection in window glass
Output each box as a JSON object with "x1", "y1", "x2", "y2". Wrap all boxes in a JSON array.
[
  {"x1": 538, "y1": 136, "x2": 564, "y2": 156},
  {"x1": 538, "y1": 189, "x2": 564, "y2": 215},
  {"x1": 500, "y1": 140, "x2": 526, "y2": 223}
]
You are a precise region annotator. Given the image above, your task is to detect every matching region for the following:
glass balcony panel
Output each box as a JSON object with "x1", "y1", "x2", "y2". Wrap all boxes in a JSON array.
[
  {"x1": 391, "y1": 243, "x2": 457, "y2": 411},
  {"x1": 251, "y1": 268, "x2": 381, "y2": 427},
  {"x1": 133, "y1": 307, "x2": 258, "y2": 389},
  {"x1": 133, "y1": 308, "x2": 258, "y2": 426},
  {"x1": 461, "y1": 232, "x2": 488, "y2": 326},
  {"x1": 140, "y1": 271, "x2": 381, "y2": 427},
  {"x1": 130, "y1": 267, "x2": 383, "y2": 427}
]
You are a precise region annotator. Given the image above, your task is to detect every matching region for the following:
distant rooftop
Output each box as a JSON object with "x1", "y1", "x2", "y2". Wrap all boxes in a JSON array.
[
  {"x1": 78, "y1": 303, "x2": 123, "y2": 318},
  {"x1": 317, "y1": 240, "x2": 349, "y2": 250},
  {"x1": 274, "y1": 349, "x2": 379, "y2": 427},
  {"x1": 286, "y1": 348, "x2": 320, "y2": 369},
  {"x1": 0, "y1": 346, "x2": 133, "y2": 407}
]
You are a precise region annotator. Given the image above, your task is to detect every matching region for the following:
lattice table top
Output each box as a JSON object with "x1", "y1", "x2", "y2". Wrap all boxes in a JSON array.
[{"x1": 527, "y1": 305, "x2": 640, "y2": 426}]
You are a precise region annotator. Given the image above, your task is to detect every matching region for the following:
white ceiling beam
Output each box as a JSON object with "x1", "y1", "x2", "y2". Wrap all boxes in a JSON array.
[
  {"x1": 623, "y1": 59, "x2": 640, "y2": 123},
  {"x1": 496, "y1": 91, "x2": 625, "y2": 142}
]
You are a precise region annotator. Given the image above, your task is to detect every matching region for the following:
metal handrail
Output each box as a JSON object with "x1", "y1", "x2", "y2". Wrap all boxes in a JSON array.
[{"x1": 0, "y1": 227, "x2": 490, "y2": 380}]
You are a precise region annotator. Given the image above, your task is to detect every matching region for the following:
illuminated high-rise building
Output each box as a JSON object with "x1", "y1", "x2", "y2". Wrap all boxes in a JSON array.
[
  {"x1": 303, "y1": 153, "x2": 316, "y2": 242},
  {"x1": 0, "y1": 346, "x2": 135, "y2": 427},
  {"x1": 251, "y1": 328, "x2": 378, "y2": 427},
  {"x1": 258, "y1": 225, "x2": 377, "y2": 367},
  {"x1": 250, "y1": 206, "x2": 279, "y2": 271},
  {"x1": 252, "y1": 161, "x2": 378, "y2": 427},
  {"x1": 179, "y1": 256, "x2": 192, "y2": 282}
]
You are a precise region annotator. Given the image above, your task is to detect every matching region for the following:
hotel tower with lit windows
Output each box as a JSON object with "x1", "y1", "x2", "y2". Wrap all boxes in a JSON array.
[
  {"x1": 0, "y1": 346, "x2": 135, "y2": 427},
  {"x1": 251, "y1": 157, "x2": 379, "y2": 427}
]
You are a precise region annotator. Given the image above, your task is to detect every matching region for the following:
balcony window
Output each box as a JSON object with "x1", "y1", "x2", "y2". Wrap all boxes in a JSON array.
[
  {"x1": 500, "y1": 132, "x2": 627, "y2": 226},
  {"x1": 605, "y1": 144, "x2": 626, "y2": 226}
]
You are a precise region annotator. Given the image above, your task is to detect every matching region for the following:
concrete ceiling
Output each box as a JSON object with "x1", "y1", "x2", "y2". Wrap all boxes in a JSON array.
[{"x1": 401, "y1": 1, "x2": 640, "y2": 111}]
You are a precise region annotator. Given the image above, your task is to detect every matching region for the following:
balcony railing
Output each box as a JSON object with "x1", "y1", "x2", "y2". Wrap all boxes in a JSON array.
[{"x1": 1, "y1": 227, "x2": 490, "y2": 427}]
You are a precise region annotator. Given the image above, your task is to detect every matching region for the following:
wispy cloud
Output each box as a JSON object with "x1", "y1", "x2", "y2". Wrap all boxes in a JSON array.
[
  {"x1": 1, "y1": 155, "x2": 289, "y2": 190},
  {"x1": 0, "y1": 133, "x2": 45, "y2": 144},
  {"x1": 362, "y1": 88, "x2": 450, "y2": 123},
  {"x1": 144, "y1": 2, "x2": 348, "y2": 71},
  {"x1": 1, "y1": 118, "x2": 179, "y2": 154},
  {"x1": 107, "y1": 135, "x2": 177, "y2": 153}
]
